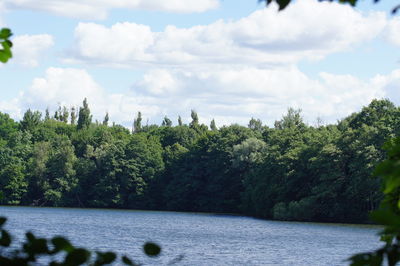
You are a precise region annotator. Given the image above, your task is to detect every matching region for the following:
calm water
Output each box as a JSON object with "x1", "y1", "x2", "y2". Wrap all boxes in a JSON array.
[{"x1": 0, "y1": 206, "x2": 382, "y2": 265}]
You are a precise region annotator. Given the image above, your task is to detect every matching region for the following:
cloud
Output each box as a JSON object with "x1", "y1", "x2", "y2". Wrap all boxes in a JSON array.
[
  {"x1": 3, "y1": 0, "x2": 219, "y2": 20},
  {"x1": 2, "y1": 66, "x2": 394, "y2": 128},
  {"x1": 20, "y1": 67, "x2": 108, "y2": 118},
  {"x1": 373, "y1": 69, "x2": 400, "y2": 105},
  {"x1": 132, "y1": 67, "x2": 387, "y2": 125},
  {"x1": 0, "y1": 2, "x2": 5, "y2": 26},
  {"x1": 384, "y1": 17, "x2": 400, "y2": 46},
  {"x1": 67, "y1": 0, "x2": 386, "y2": 68},
  {"x1": 8, "y1": 67, "x2": 159, "y2": 125},
  {"x1": 12, "y1": 34, "x2": 54, "y2": 67}
]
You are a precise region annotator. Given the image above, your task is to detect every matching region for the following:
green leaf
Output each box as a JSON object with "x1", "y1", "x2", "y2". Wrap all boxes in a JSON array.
[
  {"x1": 143, "y1": 242, "x2": 161, "y2": 257},
  {"x1": 276, "y1": 0, "x2": 290, "y2": 10},
  {"x1": 0, "y1": 217, "x2": 6, "y2": 227},
  {"x1": 31, "y1": 238, "x2": 49, "y2": 254},
  {"x1": 26, "y1": 232, "x2": 36, "y2": 242},
  {"x1": 370, "y1": 209, "x2": 400, "y2": 228},
  {"x1": 65, "y1": 248, "x2": 91, "y2": 265},
  {"x1": 349, "y1": 251, "x2": 384, "y2": 266},
  {"x1": 0, "y1": 51, "x2": 10, "y2": 63},
  {"x1": 0, "y1": 28, "x2": 12, "y2": 39},
  {"x1": 94, "y1": 251, "x2": 116, "y2": 265},
  {"x1": 384, "y1": 175, "x2": 400, "y2": 194},
  {"x1": 5, "y1": 40, "x2": 12, "y2": 48},
  {"x1": 122, "y1": 255, "x2": 139, "y2": 266},
  {"x1": 0, "y1": 230, "x2": 11, "y2": 247},
  {"x1": 51, "y1": 237, "x2": 73, "y2": 253},
  {"x1": 0, "y1": 40, "x2": 12, "y2": 63}
]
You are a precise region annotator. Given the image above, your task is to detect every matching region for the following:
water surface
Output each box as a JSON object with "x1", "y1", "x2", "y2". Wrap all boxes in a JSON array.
[{"x1": 0, "y1": 206, "x2": 382, "y2": 265}]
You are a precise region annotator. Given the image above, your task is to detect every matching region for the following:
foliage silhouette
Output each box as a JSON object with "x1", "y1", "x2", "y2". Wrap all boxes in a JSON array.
[{"x1": 261, "y1": 0, "x2": 400, "y2": 14}]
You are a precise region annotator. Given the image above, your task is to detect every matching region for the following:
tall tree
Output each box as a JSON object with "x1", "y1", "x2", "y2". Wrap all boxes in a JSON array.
[
  {"x1": 0, "y1": 112, "x2": 17, "y2": 142},
  {"x1": 20, "y1": 109, "x2": 42, "y2": 132},
  {"x1": 103, "y1": 112, "x2": 109, "y2": 126},
  {"x1": 70, "y1": 107, "x2": 77, "y2": 125},
  {"x1": 162, "y1": 116, "x2": 172, "y2": 127},
  {"x1": 61, "y1": 106, "x2": 69, "y2": 123},
  {"x1": 133, "y1": 112, "x2": 142, "y2": 133},
  {"x1": 189, "y1": 110, "x2": 199, "y2": 129},
  {"x1": 44, "y1": 108, "x2": 50, "y2": 121},
  {"x1": 210, "y1": 119, "x2": 217, "y2": 131},
  {"x1": 274, "y1": 108, "x2": 304, "y2": 130},
  {"x1": 77, "y1": 98, "x2": 92, "y2": 130},
  {"x1": 248, "y1": 117, "x2": 263, "y2": 132},
  {"x1": 178, "y1": 116, "x2": 183, "y2": 126}
]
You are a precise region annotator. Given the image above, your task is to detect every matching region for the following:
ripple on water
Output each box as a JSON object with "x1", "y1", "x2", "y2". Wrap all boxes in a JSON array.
[{"x1": 0, "y1": 206, "x2": 382, "y2": 265}]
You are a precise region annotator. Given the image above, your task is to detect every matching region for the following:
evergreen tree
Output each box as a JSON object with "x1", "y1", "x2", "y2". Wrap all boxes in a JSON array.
[
  {"x1": 55, "y1": 105, "x2": 63, "y2": 121},
  {"x1": 189, "y1": 110, "x2": 199, "y2": 129},
  {"x1": 54, "y1": 109, "x2": 59, "y2": 121},
  {"x1": 133, "y1": 111, "x2": 142, "y2": 133},
  {"x1": 70, "y1": 107, "x2": 77, "y2": 125},
  {"x1": 210, "y1": 119, "x2": 217, "y2": 131},
  {"x1": 44, "y1": 108, "x2": 50, "y2": 121},
  {"x1": 248, "y1": 117, "x2": 262, "y2": 132},
  {"x1": 274, "y1": 108, "x2": 304, "y2": 129},
  {"x1": 162, "y1": 116, "x2": 172, "y2": 127},
  {"x1": 103, "y1": 112, "x2": 109, "y2": 126},
  {"x1": 61, "y1": 106, "x2": 69, "y2": 123},
  {"x1": 20, "y1": 109, "x2": 42, "y2": 132},
  {"x1": 77, "y1": 98, "x2": 92, "y2": 130},
  {"x1": 178, "y1": 116, "x2": 183, "y2": 126}
]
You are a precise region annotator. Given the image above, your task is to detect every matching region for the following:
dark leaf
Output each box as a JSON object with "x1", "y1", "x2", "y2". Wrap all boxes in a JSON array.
[
  {"x1": 26, "y1": 232, "x2": 36, "y2": 242},
  {"x1": 276, "y1": 0, "x2": 291, "y2": 10},
  {"x1": 0, "y1": 230, "x2": 11, "y2": 247},
  {"x1": 143, "y1": 242, "x2": 161, "y2": 257},
  {"x1": 51, "y1": 237, "x2": 73, "y2": 253},
  {"x1": 65, "y1": 248, "x2": 91, "y2": 265},
  {"x1": 122, "y1": 255, "x2": 140, "y2": 266},
  {"x1": 31, "y1": 239, "x2": 49, "y2": 254},
  {"x1": 0, "y1": 217, "x2": 6, "y2": 227},
  {"x1": 392, "y1": 4, "x2": 400, "y2": 14},
  {"x1": 0, "y1": 28, "x2": 12, "y2": 39},
  {"x1": 94, "y1": 251, "x2": 116, "y2": 265}
]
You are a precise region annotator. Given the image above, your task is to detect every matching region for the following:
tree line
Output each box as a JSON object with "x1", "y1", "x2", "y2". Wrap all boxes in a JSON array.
[{"x1": 0, "y1": 98, "x2": 398, "y2": 223}]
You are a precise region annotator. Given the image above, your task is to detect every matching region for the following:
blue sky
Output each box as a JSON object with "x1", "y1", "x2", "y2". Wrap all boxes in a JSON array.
[{"x1": 1, "y1": 0, "x2": 400, "y2": 127}]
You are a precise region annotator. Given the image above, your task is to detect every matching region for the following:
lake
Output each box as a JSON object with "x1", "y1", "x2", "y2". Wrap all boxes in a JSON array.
[{"x1": 0, "y1": 206, "x2": 383, "y2": 265}]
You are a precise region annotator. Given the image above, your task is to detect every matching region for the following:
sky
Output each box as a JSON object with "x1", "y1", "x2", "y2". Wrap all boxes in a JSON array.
[{"x1": 0, "y1": 0, "x2": 400, "y2": 128}]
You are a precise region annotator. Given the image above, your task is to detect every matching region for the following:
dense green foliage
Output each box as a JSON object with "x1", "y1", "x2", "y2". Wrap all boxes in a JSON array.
[
  {"x1": 0, "y1": 98, "x2": 398, "y2": 224},
  {"x1": 349, "y1": 137, "x2": 400, "y2": 265}
]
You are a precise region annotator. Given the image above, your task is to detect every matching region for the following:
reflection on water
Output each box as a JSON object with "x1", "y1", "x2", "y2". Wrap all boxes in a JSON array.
[{"x1": 0, "y1": 206, "x2": 382, "y2": 265}]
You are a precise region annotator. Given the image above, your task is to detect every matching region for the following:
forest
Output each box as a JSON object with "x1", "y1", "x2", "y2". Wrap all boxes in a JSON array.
[{"x1": 0, "y1": 98, "x2": 398, "y2": 224}]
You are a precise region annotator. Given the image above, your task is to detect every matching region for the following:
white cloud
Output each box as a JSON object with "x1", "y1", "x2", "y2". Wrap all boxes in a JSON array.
[
  {"x1": 384, "y1": 17, "x2": 400, "y2": 46},
  {"x1": 0, "y1": 2, "x2": 5, "y2": 26},
  {"x1": 20, "y1": 67, "x2": 106, "y2": 115},
  {"x1": 68, "y1": 0, "x2": 386, "y2": 68},
  {"x1": 131, "y1": 67, "x2": 387, "y2": 125},
  {"x1": 2, "y1": 66, "x2": 395, "y2": 128},
  {"x1": 2, "y1": 0, "x2": 219, "y2": 19},
  {"x1": 373, "y1": 69, "x2": 400, "y2": 105},
  {"x1": 9, "y1": 67, "x2": 159, "y2": 125},
  {"x1": 12, "y1": 34, "x2": 54, "y2": 67}
]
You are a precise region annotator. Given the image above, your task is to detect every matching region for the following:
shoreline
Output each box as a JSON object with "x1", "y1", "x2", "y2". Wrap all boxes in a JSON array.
[{"x1": 0, "y1": 204, "x2": 382, "y2": 228}]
